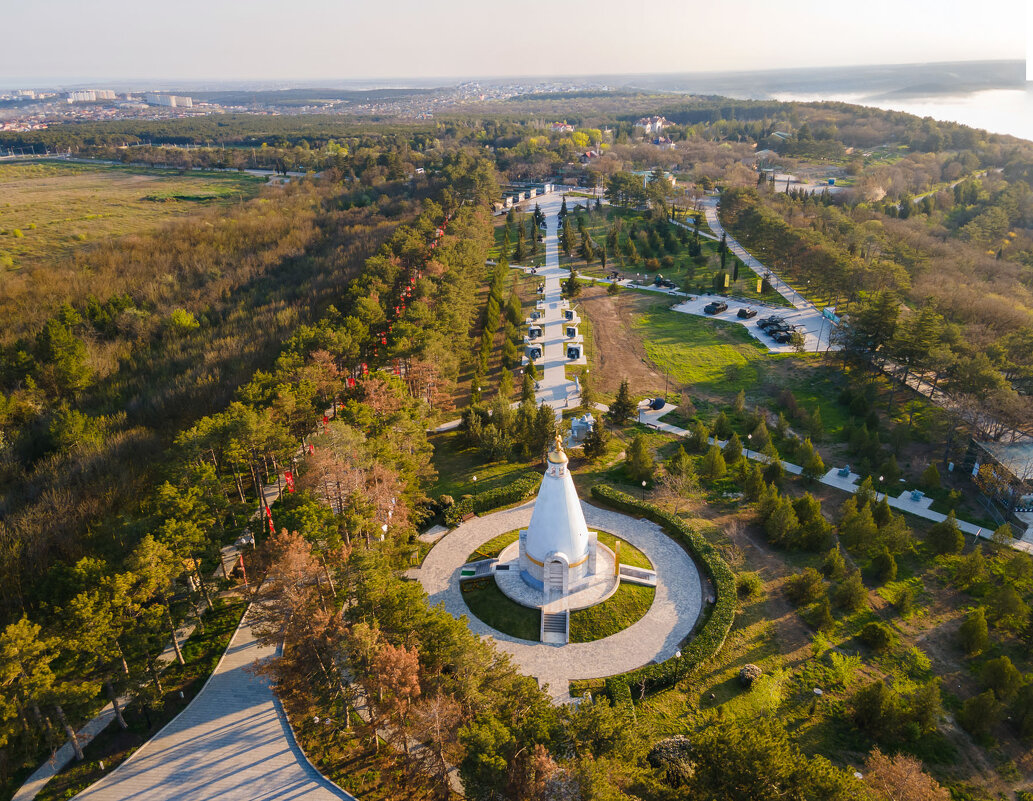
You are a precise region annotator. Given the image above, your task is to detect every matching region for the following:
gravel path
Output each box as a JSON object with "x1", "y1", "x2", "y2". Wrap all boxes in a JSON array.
[{"x1": 412, "y1": 501, "x2": 703, "y2": 702}]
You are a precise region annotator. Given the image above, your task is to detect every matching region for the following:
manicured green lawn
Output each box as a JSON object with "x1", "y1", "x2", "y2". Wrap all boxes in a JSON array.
[
  {"x1": 569, "y1": 583, "x2": 655, "y2": 643},
  {"x1": 466, "y1": 529, "x2": 520, "y2": 562},
  {"x1": 428, "y1": 430, "x2": 534, "y2": 500},
  {"x1": 597, "y1": 531, "x2": 652, "y2": 570},
  {"x1": 461, "y1": 580, "x2": 540, "y2": 641},
  {"x1": 633, "y1": 304, "x2": 770, "y2": 396}
]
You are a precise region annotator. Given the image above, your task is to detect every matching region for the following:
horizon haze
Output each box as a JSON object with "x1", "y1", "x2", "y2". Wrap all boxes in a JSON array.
[{"x1": 0, "y1": 0, "x2": 1026, "y2": 84}]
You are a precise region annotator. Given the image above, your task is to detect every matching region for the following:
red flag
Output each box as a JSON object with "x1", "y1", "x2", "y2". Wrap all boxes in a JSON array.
[
  {"x1": 308, "y1": 443, "x2": 315, "y2": 455},
  {"x1": 322, "y1": 415, "x2": 329, "y2": 425},
  {"x1": 347, "y1": 376, "x2": 356, "y2": 388},
  {"x1": 285, "y1": 470, "x2": 295, "y2": 493},
  {"x1": 267, "y1": 515, "x2": 275, "y2": 534}
]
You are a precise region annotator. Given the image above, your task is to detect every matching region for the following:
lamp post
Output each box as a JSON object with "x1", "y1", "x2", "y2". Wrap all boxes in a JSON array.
[
  {"x1": 878, "y1": 475, "x2": 884, "y2": 501},
  {"x1": 747, "y1": 433, "x2": 752, "y2": 458},
  {"x1": 641, "y1": 480, "x2": 647, "y2": 501}
]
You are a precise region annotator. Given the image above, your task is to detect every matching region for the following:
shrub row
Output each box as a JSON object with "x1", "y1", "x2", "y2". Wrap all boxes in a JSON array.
[
  {"x1": 590, "y1": 484, "x2": 736, "y2": 703},
  {"x1": 444, "y1": 471, "x2": 543, "y2": 528}
]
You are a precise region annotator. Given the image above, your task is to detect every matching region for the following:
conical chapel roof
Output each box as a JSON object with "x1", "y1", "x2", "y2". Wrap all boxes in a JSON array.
[{"x1": 525, "y1": 436, "x2": 590, "y2": 563}]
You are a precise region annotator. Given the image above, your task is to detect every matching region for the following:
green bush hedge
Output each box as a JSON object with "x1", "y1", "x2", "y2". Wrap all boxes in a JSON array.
[
  {"x1": 444, "y1": 471, "x2": 543, "y2": 528},
  {"x1": 590, "y1": 484, "x2": 736, "y2": 703}
]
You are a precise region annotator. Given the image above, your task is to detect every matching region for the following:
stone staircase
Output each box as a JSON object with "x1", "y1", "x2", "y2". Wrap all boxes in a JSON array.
[{"x1": 541, "y1": 609, "x2": 568, "y2": 644}]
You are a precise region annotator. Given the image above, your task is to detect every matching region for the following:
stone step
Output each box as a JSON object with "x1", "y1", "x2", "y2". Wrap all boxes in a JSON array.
[{"x1": 542, "y1": 612, "x2": 567, "y2": 633}]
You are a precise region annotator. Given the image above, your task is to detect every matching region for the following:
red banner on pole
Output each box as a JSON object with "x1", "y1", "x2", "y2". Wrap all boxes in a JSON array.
[
  {"x1": 308, "y1": 443, "x2": 315, "y2": 455},
  {"x1": 284, "y1": 471, "x2": 295, "y2": 493}
]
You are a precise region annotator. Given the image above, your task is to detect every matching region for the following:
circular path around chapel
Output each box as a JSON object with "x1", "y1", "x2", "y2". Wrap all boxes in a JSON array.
[{"x1": 411, "y1": 499, "x2": 704, "y2": 703}]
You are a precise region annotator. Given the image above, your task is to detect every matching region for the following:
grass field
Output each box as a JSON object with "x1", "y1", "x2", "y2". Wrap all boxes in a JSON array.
[
  {"x1": 633, "y1": 304, "x2": 771, "y2": 395},
  {"x1": 569, "y1": 583, "x2": 655, "y2": 643},
  {"x1": 461, "y1": 579, "x2": 540, "y2": 641},
  {"x1": 0, "y1": 160, "x2": 265, "y2": 268}
]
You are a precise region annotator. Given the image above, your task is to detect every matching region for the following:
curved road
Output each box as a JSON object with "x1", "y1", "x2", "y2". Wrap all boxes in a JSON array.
[{"x1": 74, "y1": 609, "x2": 354, "y2": 801}]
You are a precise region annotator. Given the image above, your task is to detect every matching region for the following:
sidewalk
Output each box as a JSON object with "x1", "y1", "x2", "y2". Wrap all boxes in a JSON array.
[{"x1": 72, "y1": 607, "x2": 355, "y2": 801}]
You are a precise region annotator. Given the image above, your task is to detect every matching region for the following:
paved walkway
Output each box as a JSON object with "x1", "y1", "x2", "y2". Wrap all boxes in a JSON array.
[
  {"x1": 523, "y1": 193, "x2": 584, "y2": 417},
  {"x1": 700, "y1": 195, "x2": 812, "y2": 312},
  {"x1": 15, "y1": 599, "x2": 221, "y2": 800},
  {"x1": 73, "y1": 607, "x2": 354, "y2": 801},
  {"x1": 411, "y1": 501, "x2": 703, "y2": 703}
]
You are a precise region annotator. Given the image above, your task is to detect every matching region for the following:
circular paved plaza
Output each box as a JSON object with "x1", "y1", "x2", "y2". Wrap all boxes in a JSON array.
[{"x1": 412, "y1": 500, "x2": 704, "y2": 702}]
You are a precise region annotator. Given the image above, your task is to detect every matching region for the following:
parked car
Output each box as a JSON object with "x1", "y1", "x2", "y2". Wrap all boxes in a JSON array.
[
  {"x1": 704, "y1": 301, "x2": 728, "y2": 314},
  {"x1": 737, "y1": 307, "x2": 758, "y2": 319},
  {"x1": 658, "y1": 278, "x2": 676, "y2": 288}
]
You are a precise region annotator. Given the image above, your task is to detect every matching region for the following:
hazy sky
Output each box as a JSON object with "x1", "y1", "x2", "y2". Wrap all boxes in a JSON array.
[{"x1": 1, "y1": 0, "x2": 1027, "y2": 84}]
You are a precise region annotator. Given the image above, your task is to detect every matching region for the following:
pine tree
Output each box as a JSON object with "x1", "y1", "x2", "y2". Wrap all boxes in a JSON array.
[
  {"x1": 833, "y1": 569, "x2": 868, "y2": 612},
  {"x1": 626, "y1": 434, "x2": 655, "y2": 483},
  {"x1": 607, "y1": 379, "x2": 635, "y2": 426},
  {"x1": 712, "y1": 411, "x2": 733, "y2": 440},
  {"x1": 873, "y1": 547, "x2": 897, "y2": 584},
  {"x1": 722, "y1": 433, "x2": 743, "y2": 466},
  {"x1": 701, "y1": 445, "x2": 727, "y2": 480},
  {"x1": 801, "y1": 438, "x2": 826, "y2": 481},
  {"x1": 743, "y1": 461, "x2": 766, "y2": 500},
  {"x1": 958, "y1": 607, "x2": 989, "y2": 655},
  {"x1": 808, "y1": 407, "x2": 824, "y2": 441},
  {"x1": 822, "y1": 547, "x2": 847, "y2": 579},
  {"x1": 927, "y1": 512, "x2": 964, "y2": 555},
  {"x1": 690, "y1": 419, "x2": 710, "y2": 453},
  {"x1": 521, "y1": 371, "x2": 536, "y2": 402},
  {"x1": 497, "y1": 368, "x2": 514, "y2": 399},
  {"x1": 921, "y1": 463, "x2": 941, "y2": 491},
  {"x1": 582, "y1": 420, "x2": 610, "y2": 460},
  {"x1": 668, "y1": 445, "x2": 693, "y2": 477},
  {"x1": 765, "y1": 496, "x2": 800, "y2": 547}
]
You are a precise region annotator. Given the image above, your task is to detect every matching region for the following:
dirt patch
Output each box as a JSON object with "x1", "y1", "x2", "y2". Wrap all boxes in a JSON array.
[
  {"x1": 579, "y1": 285, "x2": 664, "y2": 396},
  {"x1": 703, "y1": 508, "x2": 813, "y2": 664}
]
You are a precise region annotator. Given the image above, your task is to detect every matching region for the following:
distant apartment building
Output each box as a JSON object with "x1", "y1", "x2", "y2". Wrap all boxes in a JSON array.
[
  {"x1": 67, "y1": 89, "x2": 116, "y2": 103},
  {"x1": 145, "y1": 93, "x2": 194, "y2": 108}
]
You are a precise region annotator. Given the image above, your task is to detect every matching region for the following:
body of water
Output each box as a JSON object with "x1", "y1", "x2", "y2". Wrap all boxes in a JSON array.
[{"x1": 772, "y1": 87, "x2": 1033, "y2": 143}]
